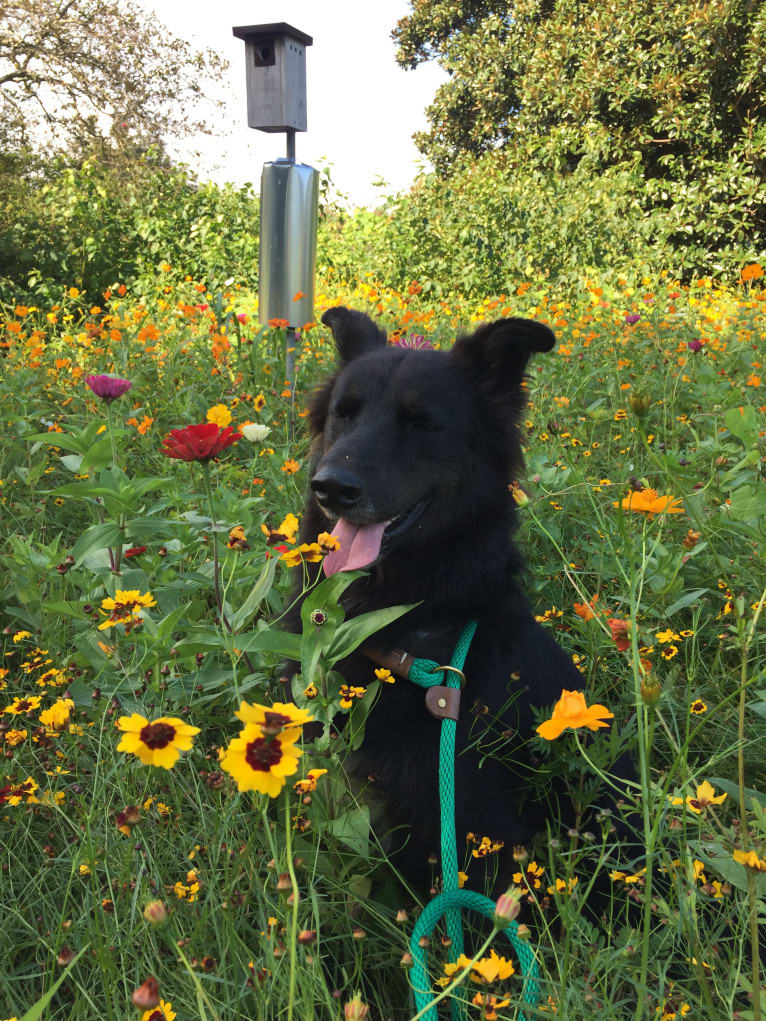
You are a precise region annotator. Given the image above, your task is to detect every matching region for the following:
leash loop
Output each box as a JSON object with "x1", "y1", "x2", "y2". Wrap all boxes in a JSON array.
[{"x1": 406, "y1": 620, "x2": 540, "y2": 1021}]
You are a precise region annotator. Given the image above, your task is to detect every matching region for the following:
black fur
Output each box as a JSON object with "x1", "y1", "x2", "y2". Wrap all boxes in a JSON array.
[{"x1": 294, "y1": 307, "x2": 616, "y2": 893}]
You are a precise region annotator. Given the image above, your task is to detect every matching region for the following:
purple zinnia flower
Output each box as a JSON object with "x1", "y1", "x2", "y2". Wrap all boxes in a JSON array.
[
  {"x1": 85, "y1": 374, "x2": 132, "y2": 403},
  {"x1": 687, "y1": 339, "x2": 703, "y2": 353},
  {"x1": 395, "y1": 333, "x2": 433, "y2": 350},
  {"x1": 624, "y1": 314, "x2": 641, "y2": 326}
]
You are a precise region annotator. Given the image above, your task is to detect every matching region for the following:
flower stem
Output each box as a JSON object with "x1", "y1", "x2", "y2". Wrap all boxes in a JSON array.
[
  {"x1": 199, "y1": 462, "x2": 223, "y2": 616},
  {"x1": 284, "y1": 787, "x2": 300, "y2": 1021}
]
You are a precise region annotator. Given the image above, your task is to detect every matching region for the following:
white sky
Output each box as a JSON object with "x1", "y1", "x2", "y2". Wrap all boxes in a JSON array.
[{"x1": 138, "y1": 1, "x2": 447, "y2": 208}]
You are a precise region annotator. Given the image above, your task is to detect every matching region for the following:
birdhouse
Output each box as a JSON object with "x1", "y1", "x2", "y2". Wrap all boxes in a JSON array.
[{"x1": 232, "y1": 23, "x2": 313, "y2": 133}]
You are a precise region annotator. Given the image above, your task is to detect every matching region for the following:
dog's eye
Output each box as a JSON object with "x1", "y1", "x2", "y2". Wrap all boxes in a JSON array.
[{"x1": 398, "y1": 407, "x2": 439, "y2": 431}]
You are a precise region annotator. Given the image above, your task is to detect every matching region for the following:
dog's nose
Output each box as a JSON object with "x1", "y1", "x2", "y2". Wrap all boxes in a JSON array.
[{"x1": 311, "y1": 466, "x2": 363, "y2": 510}]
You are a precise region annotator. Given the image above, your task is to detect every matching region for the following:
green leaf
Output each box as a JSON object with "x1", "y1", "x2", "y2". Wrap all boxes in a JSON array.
[
  {"x1": 665, "y1": 588, "x2": 709, "y2": 615},
  {"x1": 41, "y1": 600, "x2": 89, "y2": 621},
  {"x1": 724, "y1": 405, "x2": 759, "y2": 448},
  {"x1": 709, "y1": 777, "x2": 766, "y2": 810},
  {"x1": 327, "y1": 603, "x2": 418, "y2": 665},
  {"x1": 71, "y1": 522, "x2": 122, "y2": 565},
  {"x1": 229, "y1": 555, "x2": 278, "y2": 632},
  {"x1": 326, "y1": 805, "x2": 371, "y2": 859}
]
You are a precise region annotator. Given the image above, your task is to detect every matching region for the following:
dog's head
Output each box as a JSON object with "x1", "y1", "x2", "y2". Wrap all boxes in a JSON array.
[{"x1": 308, "y1": 307, "x2": 554, "y2": 574}]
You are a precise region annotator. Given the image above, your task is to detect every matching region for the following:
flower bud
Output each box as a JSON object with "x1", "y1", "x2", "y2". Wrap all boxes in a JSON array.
[
  {"x1": 276, "y1": 872, "x2": 292, "y2": 891},
  {"x1": 629, "y1": 393, "x2": 652, "y2": 416},
  {"x1": 56, "y1": 945, "x2": 75, "y2": 966},
  {"x1": 640, "y1": 679, "x2": 662, "y2": 705},
  {"x1": 142, "y1": 899, "x2": 167, "y2": 925},
  {"x1": 131, "y1": 976, "x2": 160, "y2": 1009},
  {"x1": 344, "y1": 993, "x2": 369, "y2": 1020},
  {"x1": 493, "y1": 889, "x2": 521, "y2": 927},
  {"x1": 297, "y1": 929, "x2": 316, "y2": 944},
  {"x1": 509, "y1": 481, "x2": 529, "y2": 507}
]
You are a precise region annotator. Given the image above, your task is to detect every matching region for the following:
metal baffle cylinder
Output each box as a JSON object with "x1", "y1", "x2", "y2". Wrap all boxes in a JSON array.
[{"x1": 259, "y1": 158, "x2": 318, "y2": 329}]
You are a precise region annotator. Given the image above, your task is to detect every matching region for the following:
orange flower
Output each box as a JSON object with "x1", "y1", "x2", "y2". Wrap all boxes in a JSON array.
[
  {"x1": 574, "y1": 595, "x2": 598, "y2": 621},
  {"x1": 268, "y1": 317, "x2": 289, "y2": 329},
  {"x1": 608, "y1": 617, "x2": 631, "y2": 651},
  {"x1": 536, "y1": 690, "x2": 613, "y2": 740},
  {"x1": 614, "y1": 488, "x2": 684, "y2": 515},
  {"x1": 741, "y1": 263, "x2": 764, "y2": 282},
  {"x1": 281, "y1": 459, "x2": 300, "y2": 474}
]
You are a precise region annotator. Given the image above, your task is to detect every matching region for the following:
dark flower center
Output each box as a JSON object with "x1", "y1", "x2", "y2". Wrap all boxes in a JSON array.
[
  {"x1": 15, "y1": 700, "x2": 32, "y2": 712},
  {"x1": 261, "y1": 711, "x2": 294, "y2": 735},
  {"x1": 140, "y1": 722, "x2": 176, "y2": 749},
  {"x1": 245, "y1": 736, "x2": 283, "y2": 772}
]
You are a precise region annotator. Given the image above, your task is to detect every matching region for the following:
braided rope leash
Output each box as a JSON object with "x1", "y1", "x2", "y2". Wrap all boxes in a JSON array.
[{"x1": 406, "y1": 621, "x2": 540, "y2": 1020}]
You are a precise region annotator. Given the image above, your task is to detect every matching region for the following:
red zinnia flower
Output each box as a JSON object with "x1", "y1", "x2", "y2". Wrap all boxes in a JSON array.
[{"x1": 160, "y1": 422, "x2": 238, "y2": 462}]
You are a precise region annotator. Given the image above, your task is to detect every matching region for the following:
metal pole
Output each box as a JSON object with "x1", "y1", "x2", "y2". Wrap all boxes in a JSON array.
[{"x1": 285, "y1": 128, "x2": 297, "y2": 440}]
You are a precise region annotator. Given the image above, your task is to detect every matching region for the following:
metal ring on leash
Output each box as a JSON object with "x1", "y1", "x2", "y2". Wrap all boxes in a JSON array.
[{"x1": 428, "y1": 664, "x2": 466, "y2": 688}]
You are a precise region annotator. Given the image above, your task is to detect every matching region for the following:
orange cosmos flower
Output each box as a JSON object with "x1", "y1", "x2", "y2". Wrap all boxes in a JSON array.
[
  {"x1": 614, "y1": 488, "x2": 684, "y2": 515},
  {"x1": 536, "y1": 690, "x2": 614, "y2": 740}
]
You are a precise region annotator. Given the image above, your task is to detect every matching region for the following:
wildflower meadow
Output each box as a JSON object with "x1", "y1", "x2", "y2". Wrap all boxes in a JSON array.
[{"x1": 1, "y1": 268, "x2": 765, "y2": 1021}]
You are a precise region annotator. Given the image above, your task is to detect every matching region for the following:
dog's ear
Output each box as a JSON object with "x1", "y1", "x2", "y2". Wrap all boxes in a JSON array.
[
  {"x1": 450, "y1": 318, "x2": 555, "y2": 391},
  {"x1": 321, "y1": 307, "x2": 387, "y2": 363}
]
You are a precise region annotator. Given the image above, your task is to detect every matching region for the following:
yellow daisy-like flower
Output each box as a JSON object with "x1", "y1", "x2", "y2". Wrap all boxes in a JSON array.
[
  {"x1": 116, "y1": 714, "x2": 200, "y2": 769},
  {"x1": 441, "y1": 949, "x2": 515, "y2": 986},
  {"x1": 0, "y1": 776, "x2": 39, "y2": 806},
  {"x1": 12, "y1": 630, "x2": 31, "y2": 642},
  {"x1": 732, "y1": 848, "x2": 766, "y2": 872},
  {"x1": 656, "y1": 628, "x2": 680, "y2": 644},
  {"x1": 280, "y1": 542, "x2": 323, "y2": 566},
  {"x1": 690, "y1": 699, "x2": 707, "y2": 715},
  {"x1": 294, "y1": 768, "x2": 328, "y2": 793},
  {"x1": 4, "y1": 695, "x2": 43, "y2": 715},
  {"x1": 536, "y1": 690, "x2": 613, "y2": 740},
  {"x1": 339, "y1": 684, "x2": 367, "y2": 709},
  {"x1": 98, "y1": 589, "x2": 156, "y2": 631},
  {"x1": 3, "y1": 728, "x2": 27, "y2": 747},
  {"x1": 220, "y1": 722, "x2": 304, "y2": 798},
  {"x1": 261, "y1": 512, "x2": 299, "y2": 546},
  {"x1": 670, "y1": 780, "x2": 727, "y2": 814},
  {"x1": 141, "y1": 1001, "x2": 176, "y2": 1021},
  {"x1": 206, "y1": 403, "x2": 232, "y2": 428},
  {"x1": 234, "y1": 700, "x2": 314, "y2": 734},
  {"x1": 374, "y1": 667, "x2": 395, "y2": 684},
  {"x1": 39, "y1": 698, "x2": 74, "y2": 730}
]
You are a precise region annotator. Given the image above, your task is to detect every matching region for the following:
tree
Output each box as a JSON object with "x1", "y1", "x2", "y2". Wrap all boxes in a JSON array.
[
  {"x1": 394, "y1": 0, "x2": 766, "y2": 182},
  {"x1": 0, "y1": 0, "x2": 226, "y2": 155}
]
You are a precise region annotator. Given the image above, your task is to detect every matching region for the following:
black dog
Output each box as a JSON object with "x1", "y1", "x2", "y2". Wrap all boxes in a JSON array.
[{"x1": 294, "y1": 306, "x2": 619, "y2": 894}]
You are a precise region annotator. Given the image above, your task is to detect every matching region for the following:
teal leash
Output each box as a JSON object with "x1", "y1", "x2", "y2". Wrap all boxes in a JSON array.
[{"x1": 405, "y1": 620, "x2": 540, "y2": 1020}]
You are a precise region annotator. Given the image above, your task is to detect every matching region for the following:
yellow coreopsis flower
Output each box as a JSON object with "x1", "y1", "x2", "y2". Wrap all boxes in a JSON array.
[
  {"x1": 116, "y1": 714, "x2": 200, "y2": 769},
  {"x1": 670, "y1": 780, "x2": 727, "y2": 815}
]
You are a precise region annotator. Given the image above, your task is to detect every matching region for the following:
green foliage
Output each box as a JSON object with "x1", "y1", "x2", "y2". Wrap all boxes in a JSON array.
[
  {"x1": 0, "y1": 152, "x2": 260, "y2": 301},
  {"x1": 387, "y1": 0, "x2": 766, "y2": 282}
]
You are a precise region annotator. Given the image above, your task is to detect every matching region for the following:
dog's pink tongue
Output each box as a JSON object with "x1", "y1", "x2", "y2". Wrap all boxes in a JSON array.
[{"x1": 322, "y1": 519, "x2": 387, "y2": 576}]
